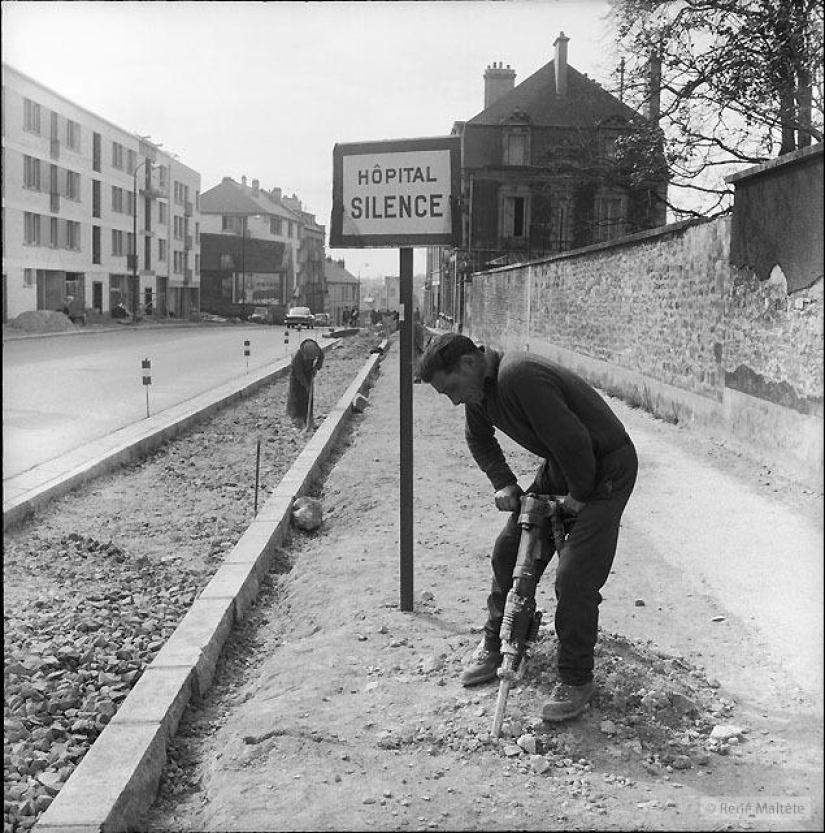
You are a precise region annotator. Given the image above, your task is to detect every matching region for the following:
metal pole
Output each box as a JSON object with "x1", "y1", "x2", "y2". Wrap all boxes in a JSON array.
[
  {"x1": 241, "y1": 216, "x2": 247, "y2": 320},
  {"x1": 254, "y1": 435, "x2": 261, "y2": 514},
  {"x1": 399, "y1": 247, "x2": 414, "y2": 611},
  {"x1": 132, "y1": 166, "x2": 138, "y2": 325}
]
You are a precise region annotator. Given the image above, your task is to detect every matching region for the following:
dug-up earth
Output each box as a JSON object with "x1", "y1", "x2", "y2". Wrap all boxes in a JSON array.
[{"x1": 145, "y1": 337, "x2": 823, "y2": 832}]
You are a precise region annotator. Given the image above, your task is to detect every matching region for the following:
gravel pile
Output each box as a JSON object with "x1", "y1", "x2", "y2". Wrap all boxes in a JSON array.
[
  {"x1": 3, "y1": 332, "x2": 381, "y2": 833},
  {"x1": 6, "y1": 311, "x2": 76, "y2": 334}
]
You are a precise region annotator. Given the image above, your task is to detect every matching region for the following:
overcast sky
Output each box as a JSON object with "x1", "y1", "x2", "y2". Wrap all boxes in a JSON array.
[{"x1": 2, "y1": 0, "x2": 619, "y2": 279}]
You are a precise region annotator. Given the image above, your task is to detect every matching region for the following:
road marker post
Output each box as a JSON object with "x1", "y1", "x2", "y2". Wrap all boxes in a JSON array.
[
  {"x1": 141, "y1": 358, "x2": 151, "y2": 418},
  {"x1": 244, "y1": 339, "x2": 250, "y2": 374}
]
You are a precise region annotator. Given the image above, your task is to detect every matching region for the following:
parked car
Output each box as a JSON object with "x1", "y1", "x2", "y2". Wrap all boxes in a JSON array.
[
  {"x1": 285, "y1": 306, "x2": 315, "y2": 328},
  {"x1": 248, "y1": 306, "x2": 274, "y2": 325},
  {"x1": 313, "y1": 312, "x2": 331, "y2": 327}
]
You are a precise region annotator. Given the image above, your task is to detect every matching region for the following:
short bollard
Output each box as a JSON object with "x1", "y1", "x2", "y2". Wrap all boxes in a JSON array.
[
  {"x1": 284, "y1": 328, "x2": 289, "y2": 351},
  {"x1": 142, "y1": 358, "x2": 151, "y2": 417},
  {"x1": 244, "y1": 339, "x2": 250, "y2": 373}
]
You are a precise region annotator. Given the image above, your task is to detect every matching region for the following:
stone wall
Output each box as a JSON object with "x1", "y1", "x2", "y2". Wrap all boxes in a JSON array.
[{"x1": 466, "y1": 216, "x2": 823, "y2": 487}]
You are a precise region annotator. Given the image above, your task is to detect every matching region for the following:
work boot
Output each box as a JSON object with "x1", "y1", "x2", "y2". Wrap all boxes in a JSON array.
[
  {"x1": 541, "y1": 680, "x2": 595, "y2": 722},
  {"x1": 459, "y1": 640, "x2": 502, "y2": 687}
]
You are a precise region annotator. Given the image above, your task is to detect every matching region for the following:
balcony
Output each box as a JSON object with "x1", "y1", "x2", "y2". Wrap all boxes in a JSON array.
[
  {"x1": 185, "y1": 235, "x2": 193, "y2": 249},
  {"x1": 184, "y1": 201, "x2": 193, "y2": 217}
]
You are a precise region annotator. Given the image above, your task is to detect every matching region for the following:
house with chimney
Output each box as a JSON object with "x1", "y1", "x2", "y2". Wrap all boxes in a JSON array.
[
  {"x1": 323, "y1": 256, "x2": 359, "y2": 326},
  {"x1": 424, "y1": 33, "x2": 667, "y2": 324}
]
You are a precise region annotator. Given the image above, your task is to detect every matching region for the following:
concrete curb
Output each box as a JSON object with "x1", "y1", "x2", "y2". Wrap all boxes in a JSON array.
[
  {"x1": 3, "y1": 342, "x2": 334, "y2": 531},
  {"x1": 33, "y1": 338, "x2": 390, "y2": 833}
]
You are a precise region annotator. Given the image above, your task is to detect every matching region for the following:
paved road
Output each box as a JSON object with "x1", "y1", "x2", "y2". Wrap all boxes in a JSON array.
[{"x1": 2, "y1": 324, "x2": 311, "y2": 479}]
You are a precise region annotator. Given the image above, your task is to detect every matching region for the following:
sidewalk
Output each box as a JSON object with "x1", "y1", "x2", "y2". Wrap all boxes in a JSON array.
[{"x1": 144, "y1": 341, "x2": 823, "y2": 831}]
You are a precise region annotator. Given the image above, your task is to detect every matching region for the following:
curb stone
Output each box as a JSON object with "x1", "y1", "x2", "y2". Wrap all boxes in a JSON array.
[
  {"x1": 3, "y1": 341, "x2": 337, "y2": 531},
  {"x1": 33, "y1": 338, "x2": 389, "y2": 833}
]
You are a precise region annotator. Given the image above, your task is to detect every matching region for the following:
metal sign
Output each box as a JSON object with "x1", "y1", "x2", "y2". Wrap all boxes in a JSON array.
[{"x1": 330, "y1": 136, "x2": 461, "y2": 248}]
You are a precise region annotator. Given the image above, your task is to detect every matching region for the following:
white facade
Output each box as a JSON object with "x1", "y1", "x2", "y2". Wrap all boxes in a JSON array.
[{"x1": 2, "y1": 63, "x2": 201, "y2": 321}]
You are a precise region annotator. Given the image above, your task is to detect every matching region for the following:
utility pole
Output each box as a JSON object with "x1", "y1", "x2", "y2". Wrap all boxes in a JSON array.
[{"x1": 131, "y1": 159, "x2": 151, "y2": 324}]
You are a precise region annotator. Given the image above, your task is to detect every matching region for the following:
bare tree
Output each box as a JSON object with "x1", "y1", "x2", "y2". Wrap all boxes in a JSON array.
[{"x1": 607, "y1": 0, "x2": 823, "y2": 218}]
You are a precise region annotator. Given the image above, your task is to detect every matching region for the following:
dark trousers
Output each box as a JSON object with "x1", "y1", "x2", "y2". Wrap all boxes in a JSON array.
[{"x1": 483, "y1": 439, "x2": 638, "y2": 685}]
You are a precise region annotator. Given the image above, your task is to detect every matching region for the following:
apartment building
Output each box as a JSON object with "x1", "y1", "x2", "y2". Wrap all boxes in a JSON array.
[{"x1": 1, "y1": 63, "x2": 201, "y2": 322}]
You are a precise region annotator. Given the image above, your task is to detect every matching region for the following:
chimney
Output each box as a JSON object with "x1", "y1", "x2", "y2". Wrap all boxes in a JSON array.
[
  {"x1": 484, "y1": 61, "x2": 516, "y2": 108},
  {"x1": 221, "y1": 176, "x2": 233, "y2": 184},
  {"x1": 241, "y1": 175, "x2": 247, "y2": 188},
  {"x1": 554, "y1": 31, "x2": 569, "y2": 97},
  {"x1": 644, "y1": 50, "x2": 662, "y2": 123},
  {"x1": 252, "y1": 178, "x2": 260, "y2": 194},
  {"x1": 271, "y1": 187, "x2": 282, "y2": 201}
]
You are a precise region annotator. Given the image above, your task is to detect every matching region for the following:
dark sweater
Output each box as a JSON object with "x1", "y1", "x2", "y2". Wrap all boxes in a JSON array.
[{"x1": 465, "y1": 349, "x2": 628, "y2": 502}]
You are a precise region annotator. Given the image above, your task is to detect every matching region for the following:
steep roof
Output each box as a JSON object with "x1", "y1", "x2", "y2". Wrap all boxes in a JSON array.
[
  {"x1": 200, "y1": 178, "x2": 300, "y2": 220},
  {"x1": 324, "y1": 258, "x2": 358, "y2": 284},
  {"x1": 467, "y1": 60, "x2": 642, "y2": 128}
]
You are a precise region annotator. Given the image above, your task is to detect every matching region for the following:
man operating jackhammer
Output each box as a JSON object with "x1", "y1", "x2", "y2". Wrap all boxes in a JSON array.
[{"x1": 417, "y1": 333, "x2": 637, "y2": 721}]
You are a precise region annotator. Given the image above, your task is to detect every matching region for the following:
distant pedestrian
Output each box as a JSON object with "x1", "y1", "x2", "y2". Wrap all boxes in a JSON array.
[
  {"x1": 342, "y1": 307, "x2": 350, "y2": 327},
  {"x1": 287, "y1": 339, "x2": 324, "y2": 430},
  {"x1": 350, "y1": 307, "x2": 360, "y2": 328}
]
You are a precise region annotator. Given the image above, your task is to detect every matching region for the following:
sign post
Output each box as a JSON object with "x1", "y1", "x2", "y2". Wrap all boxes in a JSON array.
[{"x1": 331, "y1": 135, "x2": 461, "y2": 612}]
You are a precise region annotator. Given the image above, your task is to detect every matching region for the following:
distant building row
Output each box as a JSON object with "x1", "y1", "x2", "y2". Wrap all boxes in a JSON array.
[{"x1": 1, "y1": 63, "x2": 340, "y2": 323}]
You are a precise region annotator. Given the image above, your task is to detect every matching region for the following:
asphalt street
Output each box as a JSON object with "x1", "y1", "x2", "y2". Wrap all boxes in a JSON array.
[{"x1": 2, "y1": 324, "x2": 304, "y2": 479}]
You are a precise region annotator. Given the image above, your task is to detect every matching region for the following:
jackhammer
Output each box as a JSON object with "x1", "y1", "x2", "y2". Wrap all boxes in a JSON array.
[{"x1": 491, "y1": 493, "x2": 569, "y2": 739}]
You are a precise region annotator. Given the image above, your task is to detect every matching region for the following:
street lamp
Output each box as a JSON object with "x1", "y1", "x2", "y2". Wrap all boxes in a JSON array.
[{"x1": 131, "y1": 159, "x2": 151, "y2": 325}]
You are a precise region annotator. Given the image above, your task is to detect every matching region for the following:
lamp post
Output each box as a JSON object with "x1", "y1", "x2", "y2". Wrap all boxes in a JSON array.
[{"x1": 131, "y1": 159, "x2": 151, "y2": 325}]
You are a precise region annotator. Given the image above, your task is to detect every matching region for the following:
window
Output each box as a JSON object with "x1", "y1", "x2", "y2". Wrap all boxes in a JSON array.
[
  {"x1": 270, "y1": 216, "x2": 283, "y2": 235},
  {"x1": 92, "y1": 225, "x2": 101, "y2": 264},
  {"x1": 112, "y1": 142, "x2": 124, "y2": 170},
  {"x1": 50, "y1": 216, "x2": 59, "y2": 248},
  {"x1": 126, "y1": 190, "x2": 135, "y2": 217},
  {"x1": 127, "y1": 149, "x2": 136, "y2": 174},
  {"x1": 112, "y1": 229, "x2": 124, "y2": 256},
  {"x1": 173, "y1": 250, "x2": 184, "y2": 273},
  {"x1": 112, "y1": 186, "x2": 124, "y2": 213},
  {"x1": 501, "y1": 194, "x2": 528, "y2": 239},
  {"x1": 24, "y1": 212, "x2": 41, "y2": 245},
  {"x1": 158, "y1": 238, "x2": 167, "y2": 262},
  {"x1": 24, "y1": 156, "x2": 41, "y2": 190},
  {"x1": 504, "y1": 132, "x2": 528, "y2": 166},
  {"x1": 595, "y1": 192, "x2": 627, "y2": 242},
  {"x1": 158, "y1": 166, "x2": 167, "y2": 188},
  {"x1": 126, "y1": 232, "x2": 135, "y2": 256},
  {"x1": 66, "y1": 220, "x2": 80, "y2": 251},
  {"x1": 92, "y1": 179, "x2": 101, "y2": 218},
  {"x1": 174, "y1": 216, "x2": 183, "y2": 239},
  {"x1": 65, "y1": 170, "x2": 80, "y2": 201},
  {"x1": 24, "y1": 268, "x2": 34, "y2": 287},
  {"x1": 92, "y1": 132, "x2": 102, "y2": 172},
  {"x1": 24, "y1": 99, "x2": 41, "y2": 134},
  {"x1": 66, "y1": 120, "x2": 81, "y2": 151},
  {"x1": 195, "y1": 254, "x2": 200, "y2": 275},
  {"x1": 158, "y1": 202, "x2": 167, "y2": 225}
]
